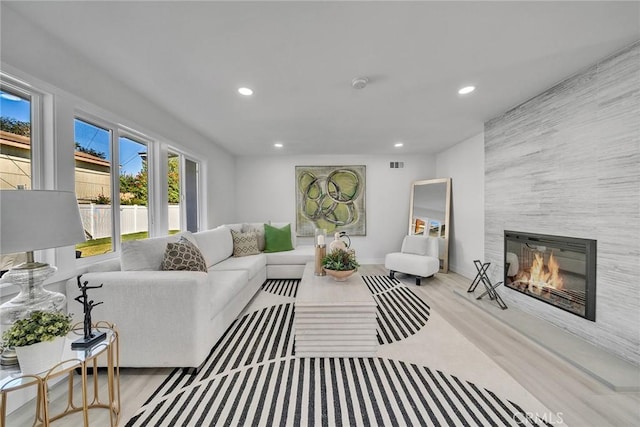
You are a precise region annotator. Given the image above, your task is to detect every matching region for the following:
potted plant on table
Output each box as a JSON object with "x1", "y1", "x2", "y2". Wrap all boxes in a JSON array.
[
  {"x1": 2, "y1": 310, "x2": 72, "y2": 375},
  {"x1": 322, "y1": 248, "x2": 360, "y2": 281}
]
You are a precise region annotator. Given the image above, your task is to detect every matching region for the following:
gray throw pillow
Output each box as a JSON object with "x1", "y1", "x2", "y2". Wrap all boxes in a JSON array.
[
  {"x1": 161, "y1": 237, "x2": 207, "y2": 272},
  {"x1": 241, "y1": 223, "x2": 266, "y2": 251}
]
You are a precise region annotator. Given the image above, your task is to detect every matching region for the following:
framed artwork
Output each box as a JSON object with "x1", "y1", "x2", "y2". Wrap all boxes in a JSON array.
[{"x1": 295, "y1": 165, "x2": 366, "y2": 236}]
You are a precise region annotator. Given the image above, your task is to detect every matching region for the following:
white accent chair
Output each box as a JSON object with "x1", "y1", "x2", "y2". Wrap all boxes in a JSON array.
[{"x1": 385, "y1": 235, "x2": 440, "y2": 285}]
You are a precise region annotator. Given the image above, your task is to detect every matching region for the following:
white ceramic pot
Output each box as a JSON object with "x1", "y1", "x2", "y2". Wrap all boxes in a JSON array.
[{"x1": 15, "y1": 336, "x2": 65, "y2": 375}]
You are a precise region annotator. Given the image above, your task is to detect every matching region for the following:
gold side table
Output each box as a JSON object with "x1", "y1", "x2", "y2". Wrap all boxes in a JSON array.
[{"x1": 0, "y1": 321, "x2": 120, "y2": 426}]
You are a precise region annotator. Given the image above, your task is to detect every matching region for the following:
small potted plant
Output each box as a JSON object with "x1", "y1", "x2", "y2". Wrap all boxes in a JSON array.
[
  {"x1": 322, "y1": 248, "x2": 360, "y2": 281},
  {"x1": 2, "y1": 310, "x2": 72, "y2": 374}
]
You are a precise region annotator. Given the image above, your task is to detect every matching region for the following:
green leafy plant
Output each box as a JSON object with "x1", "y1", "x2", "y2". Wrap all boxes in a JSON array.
[
  {"x1": 2, "y1": 311, "x2": 72, "y2": 348},
  {"x1": 322, "y1": 248, "x2": 359, "y2": 271}
]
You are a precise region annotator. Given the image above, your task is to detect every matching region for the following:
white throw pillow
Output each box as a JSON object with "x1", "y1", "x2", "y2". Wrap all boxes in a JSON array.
[{"x1": 193, "y1": 226, "x2": 234, "y2": 267}]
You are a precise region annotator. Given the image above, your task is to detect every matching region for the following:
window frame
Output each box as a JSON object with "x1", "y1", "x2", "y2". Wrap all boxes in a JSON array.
[
  {"x1": 166, "y1": 147, "x2": 201, "y2": 234},
  {"x1": 117, "y1": 128, "x2": 154, "y2": 242},
  {"x1": 0, "y1": 77, "x2": 44, "y2": 190},
  {"x1": 0, "y1": 74, "x2": 47, "y2": 281},
  {"x1": 73, "y1": 113, "x2": 117, "y2": 261},
  {"x1": 74, "y1": 113, "x2": 160, "y2": 263}
]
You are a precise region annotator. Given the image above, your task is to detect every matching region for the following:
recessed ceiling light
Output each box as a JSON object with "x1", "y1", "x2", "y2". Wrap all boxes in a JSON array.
[
  {"x1": 394, "y1": 142, "x2": 404, "y2": 148},
  {"x1": 458, "y1": 86, "x2": 475, "y2": 95},
  {"x1": 274, "y1": 142, "x2": 283, "y2": 148},
  {"x1": 238, "y1": 87, "x2": 253, "y2": 96}
]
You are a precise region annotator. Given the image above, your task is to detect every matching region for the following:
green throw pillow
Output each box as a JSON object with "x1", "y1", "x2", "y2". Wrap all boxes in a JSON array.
[{"x1": 263, "y1": 223, "x2": 294, "y2": 253}]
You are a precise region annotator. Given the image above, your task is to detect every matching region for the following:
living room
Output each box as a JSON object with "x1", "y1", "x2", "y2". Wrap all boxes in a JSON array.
[{"x1": 1, "y1": 1, "x2": 639, "y2": 426}]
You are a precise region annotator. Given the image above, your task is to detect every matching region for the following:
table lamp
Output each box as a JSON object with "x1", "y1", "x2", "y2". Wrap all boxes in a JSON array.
[{"x1": 0, "y1": 190, "x2": 86, "y2": 365}]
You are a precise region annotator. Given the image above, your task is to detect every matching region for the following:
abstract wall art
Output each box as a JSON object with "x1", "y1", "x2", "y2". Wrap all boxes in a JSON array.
[{"x1": 295, "y1": 165, "x2": 366, "y2": 236}]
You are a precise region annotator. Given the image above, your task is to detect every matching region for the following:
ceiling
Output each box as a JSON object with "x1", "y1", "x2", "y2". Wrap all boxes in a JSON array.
[{"x1": 4, "y1": 1, "x2": 639, "y2": 157}]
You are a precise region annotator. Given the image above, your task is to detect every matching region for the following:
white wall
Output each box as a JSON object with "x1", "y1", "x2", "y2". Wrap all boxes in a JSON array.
[
  {"x1": 436, "y1": 133, "x2": 485, "y2": 279},
  {"x1": 235, "y1": 154, "x2": 436, "y2": 263}
]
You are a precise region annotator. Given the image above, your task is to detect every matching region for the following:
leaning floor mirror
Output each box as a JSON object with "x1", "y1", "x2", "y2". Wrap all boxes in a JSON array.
[{"x1": 408, "y1": 178, "x2": 452, "y2": 273}]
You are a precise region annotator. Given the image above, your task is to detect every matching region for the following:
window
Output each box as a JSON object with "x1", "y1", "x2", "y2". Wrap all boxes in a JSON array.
[
  {"x1": 184, "y1": 158, "x2": 199, "y2": 233},
  {"x1": 168, "y1": 151, "x2": 180, "y2": 233},
  {"x1": 73, "y1": 114, "x2": 201, "y2": 259},
  {"x1": 0, "y1": 80, "x2": 43, "y2": 270},
  {"x1": 74, "y1": 118, "x2": 113, "y2": 258},
  {"x1": 167, "y1": 151, "x2": 200, "y2": 234},
  {"x1": 0, "y1": 86, "x2": 37, "y2": 190},
  {"x1": 119, "y1": 136, "x2": 149, "y2": 243},
  {"x1": 74, "y1": 118, "x2": 156, "y2": 258}
]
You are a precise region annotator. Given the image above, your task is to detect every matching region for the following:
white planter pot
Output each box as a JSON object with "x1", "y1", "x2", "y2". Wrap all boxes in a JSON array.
[{"x1": 15, "y1": 336, "x2": 65, "y2": 375}]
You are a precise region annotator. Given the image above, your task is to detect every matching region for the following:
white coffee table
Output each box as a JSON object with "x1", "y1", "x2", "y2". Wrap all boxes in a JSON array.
[{"x1": 294, "y1": 262, "x2": 378, "y2": 357}]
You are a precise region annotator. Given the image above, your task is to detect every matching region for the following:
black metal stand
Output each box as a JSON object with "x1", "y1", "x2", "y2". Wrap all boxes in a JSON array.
[
  {"x1": 467, "y1": 260, "x2": 508, "y2": 310},
  {"x1": 71, "y1": 331, "x2": 107, "y2": 349}
]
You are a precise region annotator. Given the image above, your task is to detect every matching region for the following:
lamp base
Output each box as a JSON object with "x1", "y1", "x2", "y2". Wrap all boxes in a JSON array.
[
  {"x1": 0, "y1": 264, "x2": 67, "y2": 364},
  {"x1": 0, "y1": 350, "x2": 18, "y2": 366},
  {"x1": 0, "y1": 263, "x2": 65, "y2": 323},
  {"x1": 71, "y1": 332, "x2": 107, "y2": 349}
]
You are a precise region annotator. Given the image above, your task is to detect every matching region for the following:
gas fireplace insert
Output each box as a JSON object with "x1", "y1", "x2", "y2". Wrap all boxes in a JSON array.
[{"x1": 504, "y1": 231, "x2": 596, "y2": 321}]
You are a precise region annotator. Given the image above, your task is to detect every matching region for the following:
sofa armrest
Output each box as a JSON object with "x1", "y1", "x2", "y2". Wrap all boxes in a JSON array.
[{"x1": 66, "y1": 271, "x2": 211, "y2": 368}]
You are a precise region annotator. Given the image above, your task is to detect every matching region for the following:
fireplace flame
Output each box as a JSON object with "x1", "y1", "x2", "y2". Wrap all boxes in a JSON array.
[{"x1": 516, "y1": 251, "x2": 564, "y2": 294}]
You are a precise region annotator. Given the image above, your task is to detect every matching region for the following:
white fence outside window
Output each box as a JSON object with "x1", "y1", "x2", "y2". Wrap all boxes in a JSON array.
[{"x1": 78, "y1": 204, "x2": 180, "y2": 239}]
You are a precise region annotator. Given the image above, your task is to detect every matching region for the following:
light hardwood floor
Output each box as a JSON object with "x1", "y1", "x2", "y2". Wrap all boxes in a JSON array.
[{"x1": 5, "y1": 265, "x2": 640, "y2": 426}]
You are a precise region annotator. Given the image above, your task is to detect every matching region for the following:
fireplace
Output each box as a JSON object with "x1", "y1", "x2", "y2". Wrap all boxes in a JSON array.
[{"x1": 504, "y1": 231, "x2": 596, "y2": 321}]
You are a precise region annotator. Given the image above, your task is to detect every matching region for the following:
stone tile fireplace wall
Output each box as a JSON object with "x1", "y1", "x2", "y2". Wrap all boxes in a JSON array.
[{"x1": 484, "y1": 42, "x2": 640, "y2": 365}]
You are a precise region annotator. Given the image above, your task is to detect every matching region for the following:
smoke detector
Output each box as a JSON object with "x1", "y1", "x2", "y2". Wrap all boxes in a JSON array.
[{"x1": 351, "y1": 77, "x2": 369, "y2": 89}]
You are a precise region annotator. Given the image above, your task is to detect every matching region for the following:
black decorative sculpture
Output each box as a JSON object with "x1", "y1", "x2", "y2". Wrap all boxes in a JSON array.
[{"x1": 71, "y1": 275, "x2": 107, "y2": 349}]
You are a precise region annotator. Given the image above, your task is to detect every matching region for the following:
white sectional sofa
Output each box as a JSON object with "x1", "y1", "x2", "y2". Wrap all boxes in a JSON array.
[{"x1": 66, "y1": 222, "x2": 313, "y2": 372}]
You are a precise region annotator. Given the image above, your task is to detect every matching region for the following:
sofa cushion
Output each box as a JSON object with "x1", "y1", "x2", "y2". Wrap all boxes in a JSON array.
[
  {"x1": 401, "y1": 235, "x2": 430, "y2": 256},
  {"x1": 264, "y1": 223, "x2": 294, "y2": 253},
  {"x1": 385, "y1": 252, "x2": 439, "y2": 278},
  {"x1": 210, "y1": 253, "x2": 266, "y2": 279},
  {"x1": 194, "y1": 226, "x2": 234, "y2": 268},
  {"x1": 161, "y1": 237, "x2": 208, "y2": 272},
  {"x1": 121, "y1": 231, "x2": 196, "y2": 271},
  {"x1": 208, "y1": 270, "x2": 249, "y2": 316},
  {"x1": 265, "y1": 245, "x2": 314, "y2": 265},
  {"x1": 231, "y1": 229, "x2": 260, "y2": 257},
  {"x1": 86, "y1": 258, "x2": 121, "y2": 273},
  {"x1": 241, "y1": 223, "x2": 266, "y2": 251}
]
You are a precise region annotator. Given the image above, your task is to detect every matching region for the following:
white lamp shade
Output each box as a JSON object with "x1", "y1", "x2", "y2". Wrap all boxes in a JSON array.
[{"x1": 0, "y1": 190, "x2": 86, "y2": 254}]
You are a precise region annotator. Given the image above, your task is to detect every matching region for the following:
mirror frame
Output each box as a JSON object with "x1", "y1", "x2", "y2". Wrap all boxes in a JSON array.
[{"x1": 408, "y1": 178, "x2": 452, "y2": 273}]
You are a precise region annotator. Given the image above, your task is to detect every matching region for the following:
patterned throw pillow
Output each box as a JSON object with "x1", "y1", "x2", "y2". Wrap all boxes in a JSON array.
[
  {"x1": 161, "y1": 237, "x2": 208, "y2": 272},
  {"x1": 231, "y1": 229, "x2": 260, "y2": 257}
]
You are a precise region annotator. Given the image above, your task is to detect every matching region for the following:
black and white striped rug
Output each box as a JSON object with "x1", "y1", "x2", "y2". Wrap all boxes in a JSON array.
[
  {"x1": 362, "y1": 276, "x2": 431, "y2": 344},
  {"x1": 126, "y1": 278, "x2": 551, "y2": 427},
  {"x1": 262, "y1": 279, "x2": 300, "y2": 298}
]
